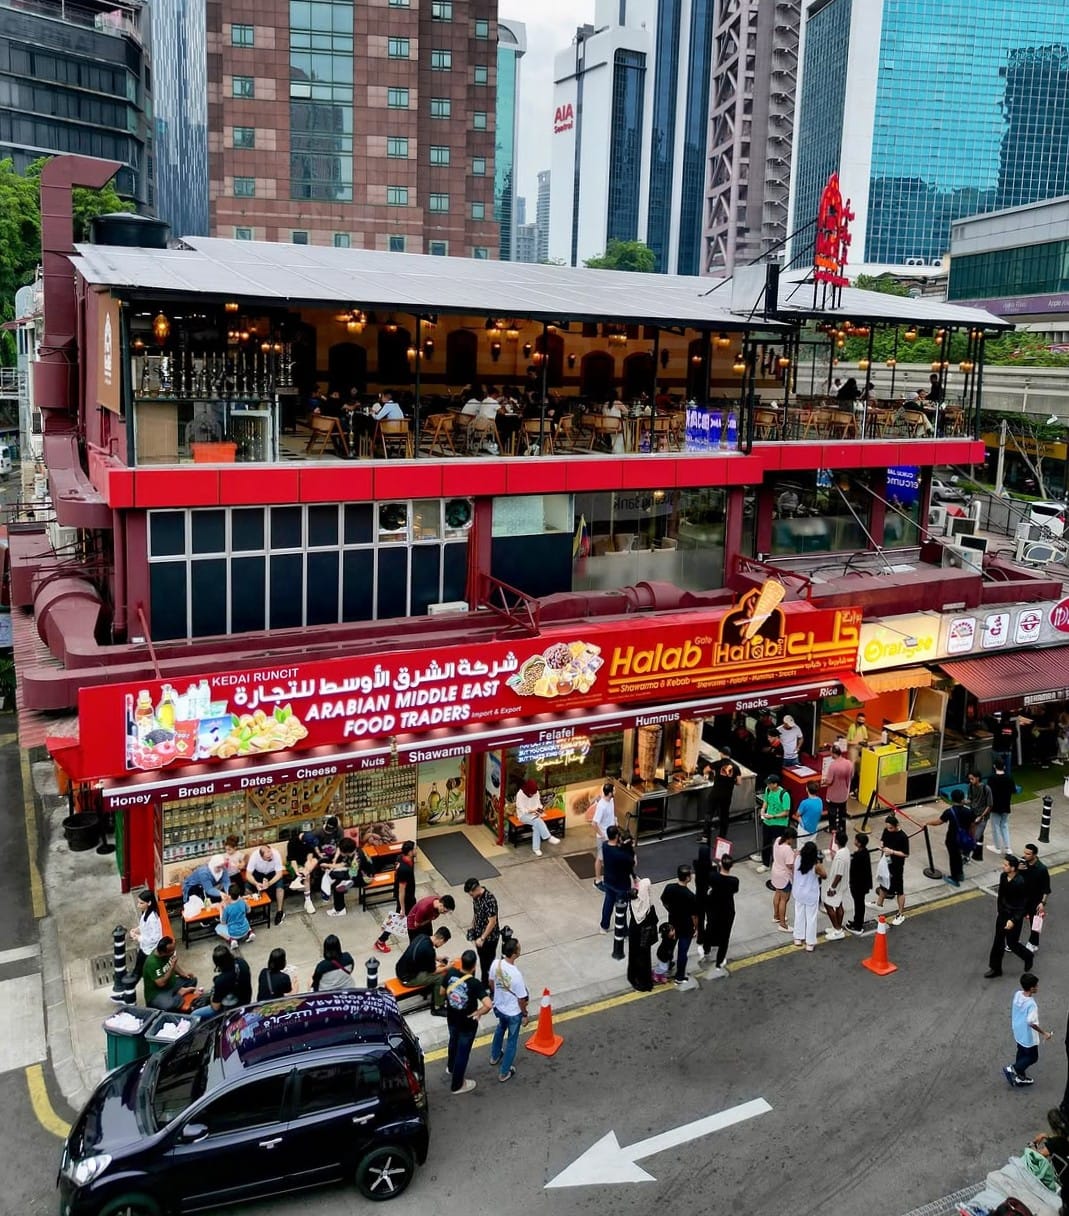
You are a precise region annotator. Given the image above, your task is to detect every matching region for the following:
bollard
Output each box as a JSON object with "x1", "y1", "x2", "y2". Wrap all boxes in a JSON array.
[
  {"x1": 1040, "y1": 795, "x2": 1053, "y2": 845},
  {"x1": 109, "y1": 924, "x2": 136, "y2": 1004},
  {"x1": 921, "y1": 825, "x2": 943, "y2": 880},
  {"x1": 365, "y1": 957, "x2": 379, "y2": 990},
  {"x1": 611, "y1": 898, "x2": 627, "y2": 961}
]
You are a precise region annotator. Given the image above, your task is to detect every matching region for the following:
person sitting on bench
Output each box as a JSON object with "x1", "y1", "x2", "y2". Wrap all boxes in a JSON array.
[
  {"x1": 395, "y1": 926, "x2": 452, "y2": 1015},
  {"x1": 143, "y1": 936, "x2": 199, "y2": 1011}
]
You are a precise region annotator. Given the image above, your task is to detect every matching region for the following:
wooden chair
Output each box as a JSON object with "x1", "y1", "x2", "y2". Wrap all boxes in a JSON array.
[
  {"x1": 797, "y1": 404, "x2": 826, "y2": 439},
  {"x1": 305, "y1": 414, "x2": 348, "y2": 457},
  {"x1": 902, "y1": 409, "x2": 932, "y2": 437},
  {"x1": 453, "y1": 412, "x2": 476, "y2": 451},
  {"x1": 942, "y1": 407, "x2": 965, "y2": 436},
  {"x1": 754, "y1": 407, "x2": 780, "y2": 440},
  {"x1": 376, "y1": 419, "x2": 412, "y2": 458},
  {"x1": 555, "y1": 414, "x2": 575, "y2": 451},
  {"x1": 825, "y1": 409, "x2": 857, "y2": 439},
  {"x1": 591, "y1": 415, "x2": 624, "y2": 452},
  {"x1": 523, "y1": 418, "x2": 554, "y2": 454},
  {"x1": 421, "y1": 412, "x2": 456, "y2": 455},
  {"x1": 469, "y1": 414, "x2": 501, "y2": 453},
  {"x1": 648, "y1": 415, "x2": 678, "y2": 451}
]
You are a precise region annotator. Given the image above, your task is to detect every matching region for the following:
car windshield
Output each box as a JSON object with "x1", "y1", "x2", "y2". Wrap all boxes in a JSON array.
[{"x1": 147, "y1": 1022, "x2": 218, "y2": 1128}]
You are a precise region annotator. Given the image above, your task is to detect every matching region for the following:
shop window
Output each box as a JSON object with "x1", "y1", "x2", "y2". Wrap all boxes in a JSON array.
[
  {"x1": 377, "y1": 546, "x2": 407, "y2": 617},
  {"x1": 307, "y1": 552, "x2": 340, "y2": 625},
  {"x1": 769, "y1": 471, "x2": 872, "y2": 556},
  {"x1": 432, "y1": 1, "x2": 453, "y2": 19},
  {"x1": 150, "y1": 563, "x2": 187, "y2": 640},
  {"x1": 191, "y1": 559, "x2": 227, "y2": 637},
  {"x1": 342, "y1": 550, "x2": 374, "y2": 620},
  {"x1": 473, "y1": 247, "x2": 489, "y2": 259},
  {"x1": 429, "y1": 193, "x2": 449, "y2": 212},
  {"x1": 344, "y1": 503, "x2": 374, "y2": 545},
  {"x1": 386, "y1": 186, "x2": 409, "y2": 206},
  {"x1": 270, "y1": 553, "x2": 304, "y2": 628},
  {"x1": 292, "y1": 230, "x2": 309, "y2": 244}
]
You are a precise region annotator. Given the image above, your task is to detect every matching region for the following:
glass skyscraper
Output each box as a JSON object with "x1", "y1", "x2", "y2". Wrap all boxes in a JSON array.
[
  {"x1": 495, "y1": 19, "x2": 525, "y2": 261},
  {"x1": 792, "y1": 0, "x2": 1069, "y2": 266}
]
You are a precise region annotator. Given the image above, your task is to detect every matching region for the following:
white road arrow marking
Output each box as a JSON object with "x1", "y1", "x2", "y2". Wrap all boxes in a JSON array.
[{"x1": 545, "y1": 1097, "x2": 772, "y2": 1188}]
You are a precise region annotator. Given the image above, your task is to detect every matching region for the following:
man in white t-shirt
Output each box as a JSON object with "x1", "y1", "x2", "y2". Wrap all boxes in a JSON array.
[
  {"x1": 488, "y1": 937, "x2": 529, "y2": 1083},
  {"x1": 245, "y1": 844, "x2": 287, "y2": 926},
  {"x1": 478, "y1": 392, "x2": 502, "y2": 421},
  {"x1": 460, "y1": 394, "x2": 482, "y2": 416},
  {"x1": 591, "y1": 782, "x2": 617, "y2": 891},
  {"x1": 777, "y1": 715, "x2": 804, "y2": 768}
]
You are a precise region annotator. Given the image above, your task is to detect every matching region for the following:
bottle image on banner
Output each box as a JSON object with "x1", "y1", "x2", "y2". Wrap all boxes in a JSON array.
[
  {"x1": 134, "y1": 690, "x2": 155, "y2": 741},
  {"x1": 709, "y1": 410, "x2": 723, "y2": 449}
]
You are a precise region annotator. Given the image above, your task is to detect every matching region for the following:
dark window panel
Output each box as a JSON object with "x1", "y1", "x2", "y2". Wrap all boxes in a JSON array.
[
  {"x1": 409, "y1": 546, "x2": 441, "y2": 617},
  {"x1": 376, "y1": 546, "x2": 407, "y2": 619},
  {"x1": 231, "y1": 508, "x2": 265, "y2": 551},
  {"x1": 231, "y1": 556, "x2": 266, "y2": 633},
  {"x1": 191, "y1": 558, "x2": 227, "y2": 637},
  {"x1": 442, "y1": 541, "x2": 468, "y2": 605},
  {"x1": 342, "y1": 550, "x2": 374, "y2": 621},
  {"x1": 150, "y1": 563, "x2": 187, "y2": 639},
  {"x1": 307, "y1": 504, "x2": 339, "y2": 548},
  {"x1": 306, "y1": 551, "x2": 340, "y2": 626},
  {"x1": 270, "y1": 554, "x2": 304, "y2": 628},
  {"x1": 271, "y1": 506, "x2": 302, "y2": 550},
  {"x1": 344, "y1": 503, "x2": 373, "y2": 544},
  {"x1": 191, "y1": 509, "x2": 226, "y2": 554},
  {"x1": 149, "y1": 511, "x2": 185, "y2": 557}
]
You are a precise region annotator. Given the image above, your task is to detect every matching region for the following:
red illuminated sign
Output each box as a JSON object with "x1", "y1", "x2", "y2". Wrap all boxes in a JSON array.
[
  {"x1": 78, "y1": 594, "x2": 862, "y2": 780},
  {"x1": 814, "y1": 172, "x2": 854, "y2": 289}
]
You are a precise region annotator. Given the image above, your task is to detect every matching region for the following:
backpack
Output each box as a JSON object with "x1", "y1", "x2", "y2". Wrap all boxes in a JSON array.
[
  {"x1": 949, "y1": 806, "x2": 975, "y2": 852},
  {"x1": 317, "y1": 960, "x2": 355, "y2": 991}
]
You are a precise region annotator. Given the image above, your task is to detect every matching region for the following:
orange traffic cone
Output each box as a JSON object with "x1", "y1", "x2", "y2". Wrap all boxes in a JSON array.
[
  {"x1": 861, "y1": 915, "x2": 898, "y2": 976},
  {"x1": 525, "y1": 988, "x2": 564, "y2": 1057}
]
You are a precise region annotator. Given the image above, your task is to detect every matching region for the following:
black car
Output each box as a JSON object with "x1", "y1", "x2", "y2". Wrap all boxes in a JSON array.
[{"x1": 58, "y1": 990, "x2": 428, "y2": 1215}]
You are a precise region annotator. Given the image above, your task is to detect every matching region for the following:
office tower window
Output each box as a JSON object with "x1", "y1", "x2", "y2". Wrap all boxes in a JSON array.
[
  {"x1": 472, "y1": 110, "x2": 487, "y2": 130},
  {"x1": 233, "y1": 126, "x2": 256, "y2": 149},
  {"x1": 387, "y1": 87, "x2": 410, "y2": 108},
  {"x1": 388, "y1": 37, "x2": 410, "y2": 59},
  {"x1": 429, "y1": 241, "x2": 448, "y2": 255},
  {"x1": 235, "y1": 227, "x2": 253, "y2": 240},
  {"x1": 606, "y1": 50, "x2": 646, "y2": 243},
  {"x1": 430, "y1": 145, "x2": 451, "y2": 165},
  {"x1": 472, "y1": 156, "x2": 486, "y2": 176},
  {"x1": 474, "y1": 18, "x2": 489, "y2": 38},
  {"x1": 233, "y1": 76, "x2": 255, "y2": 98},
  {"x1": 676, "y1": 0, "x2": 714, "y2": 275},
  {"x1": 387, "y1": 186, "x2": 410, "y2": 205},
  {"x1": 646, "y1": 0, "x2": 681, "y2": 271},
  {"x1": 473, "y1": 247, "x2": 489, "y2": 259},
  {"x1": 234, "y1": 176, "x2": 256, "y2": 197},
  {"x1": 429, "y1": 193, "x2": 449, "y2": 212},
  {"x1": 388, "y1": 235, "x2": 406, "y2": 251},
  {"x1": 388, "y1": 0, "x2": 410, "y2": 6},
  {"x1": 333, "y1": 233, "x2": 351, "y2": 247},
  {"x1": 290, "y1": 0, "x2": 354, "y2": 203},
  {"x1": 430, "y1": 97, "x2": 452, "y2": 118},
  {"x1": 471, "y1": 201, "x2": 485, "y2": 219},
  {"x1": 387, "y1": 137, "x2": 410, "y2": 158},
  {"x1": 292, "y1": 230, "x2": 309, "y2": 244},
  {"x1": 431, "y1": 50, "x2": 453, "y2": 70},
  {"x1": 432, "y1": 1, "x2": 453, "y2": 19},
  {"x1": 473, "y1": 65, "x2": 488, "y2": 84},
  {"x1": 231, "y1": 23, "x2": 254, "y2": 46}
]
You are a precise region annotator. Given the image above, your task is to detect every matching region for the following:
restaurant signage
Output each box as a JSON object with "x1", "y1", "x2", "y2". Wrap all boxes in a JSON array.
[
  {"x1": 1049, "y1": 597, "x2": 1069, "y2": 634},
  {"x1": 80, "y1": 593, "x2": 862, "y2": 780}
]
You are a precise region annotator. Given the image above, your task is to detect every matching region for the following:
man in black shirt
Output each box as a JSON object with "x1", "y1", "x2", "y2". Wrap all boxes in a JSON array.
[
  {"x1": 661, "y1": 866, "x2": 699, "y2": 990},
  {"x1": 463, "y1": 879, "x2": 500, "y2": 986},
  {"x1": 443, "y1": 949, "x2": 491, "y2": 1095},
  {"x1": 699, "y1": 856, "x2": 739, "y2": 977},
  {"x1": 710, "y1": 752, "x2": 740, "y2": 841},
  {"x1": 396, "y1": 927, "x2": 452, "y2": 1012},
  {"x1": 600, "y1": 826, "x2": 636, "y2": 934},
  {"x1": 1021, "y1": 843, "x2": 1052, "y2": 950},
  {"x1": 191, "y1": 944, "x2": 251, "y2": 1021},
  {"x1": 984, "y1": 854, "x2": 1033, "y2": 977},
  {"x1": 926, "y1": 790, "x2": 973, "y2": 886}
]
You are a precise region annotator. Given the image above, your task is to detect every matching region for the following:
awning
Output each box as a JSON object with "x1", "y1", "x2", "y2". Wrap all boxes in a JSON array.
[
  {"x1": 840, "y1": 673, "x2": 876, "y2": 702},
  {"x1": 864, "y1": 667, "x2": 934, "y2": 694},
  {"x1": 939, "y1": 646, "x2": 1069, "y2": 709}
]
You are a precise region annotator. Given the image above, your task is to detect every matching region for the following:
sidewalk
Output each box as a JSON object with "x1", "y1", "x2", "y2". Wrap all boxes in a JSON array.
[{"x1": 37, "y1": 770, "x2": 1069, "y2": 1114}]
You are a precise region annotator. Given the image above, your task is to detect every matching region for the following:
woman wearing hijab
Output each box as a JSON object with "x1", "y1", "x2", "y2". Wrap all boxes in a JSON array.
[
  {"x1": 513, "y1": 779, "x2": 561, "y2": 857},
  {"x1": 627, "y1": 877, "x2": 657, "y2": 991}
]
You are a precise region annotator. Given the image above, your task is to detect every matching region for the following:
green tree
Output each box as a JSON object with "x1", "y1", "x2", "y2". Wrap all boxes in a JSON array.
[
  {"x1": 853, "y1": 272, "x2": 912, "y2": 297},
  {"x1": 0, "y1": 157, "x2": 132, "y2": 363},
  {"x1": 584, "y1": 239, "x2": 656, "y2": 273}
]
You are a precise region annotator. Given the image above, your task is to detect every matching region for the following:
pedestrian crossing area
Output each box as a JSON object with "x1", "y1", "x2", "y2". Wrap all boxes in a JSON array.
[{"x1": 0, "y1": 947, "x2": 46, "y2": 1075}]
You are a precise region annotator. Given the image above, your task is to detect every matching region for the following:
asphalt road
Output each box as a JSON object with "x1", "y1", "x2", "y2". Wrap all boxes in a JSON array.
[
  {"x1": 192, "y1": 872, "x2": 1069, "y2": 1216},
  {"x1": 0, "y1": 728, "x2": 78, "y2": 1216}
]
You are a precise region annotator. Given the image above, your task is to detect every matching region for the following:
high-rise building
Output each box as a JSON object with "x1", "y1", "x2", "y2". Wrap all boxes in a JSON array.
[
  {"x1": 548, "y1": 0, "x2": 716, "y2": 274},
  {"x1": 495, "y1": 17, "x2": 525, "y2": 261},
  {"x1": 703, "y1": 0, "x2": 800, "y2": 276},
  {"x1": 516, "y1": 196, "x2": 526, "y2": 226},
  {"x1": 535, "y1": 168, "x2": 550, "y2": 262},
  {"x1": 0, "y1": 0, "x2": 153, "y2": 207},
  {"x1": 148, "y1": 0, "x2": 209, "y2": 236},
  {"x1": 206, "y1": 0, "x2": 500, "y2": 256},
  {"x1": 790, "y1": 0, "x2": 1069, "y2": 269},
  {"x1": 515, "y1": 220, "x2": 537, "y2": 262}
]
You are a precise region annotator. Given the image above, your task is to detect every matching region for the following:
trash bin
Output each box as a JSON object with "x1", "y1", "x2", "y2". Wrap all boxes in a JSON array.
[
  {"x1": 62, "y1": 813, "x2": 101, "y2": 852},
  {"x1": 145, "y1": 1012, "x2": 195, "y2": 1055},
  {"x1": 102, "y1": 1005, "x2": 160, "y2": 1071}
]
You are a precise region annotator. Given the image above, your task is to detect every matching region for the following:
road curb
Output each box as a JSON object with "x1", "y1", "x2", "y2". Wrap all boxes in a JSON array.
[{"x1": 39, "y1": 915, "x2": 93, "y2": 1115}]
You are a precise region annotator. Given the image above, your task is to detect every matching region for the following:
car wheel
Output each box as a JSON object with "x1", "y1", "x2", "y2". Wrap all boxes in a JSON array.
[
  {"x1": 99, "y1": 1195, "x2": 162, "y2": 1216},
  {"x1": 355, "y1": 1144, "x2": 416, "y2": 1201}
]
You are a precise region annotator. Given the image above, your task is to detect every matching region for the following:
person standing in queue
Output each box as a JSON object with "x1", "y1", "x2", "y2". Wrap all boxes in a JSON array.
[
  {"x1": 926, "y1": 789, "x2": 973, "y2": 888},
  {"x1": 872, "y1": 813, "x2": 909, "y2": 925},
  {"x1": 488, "y1": 937, "x2": 529, "y2": 1084},
  {"x1": 821, "y1": 744, "x2": 854, "y2": 837},
  {"x1": 699, "y1": 856, "x2": 739, "y2": 978},
  {"x1": 845, "y1": 832, "x2": 873, "y2": 935},
  {"x1": 599, "y1": 825, "x2": 636, "y2": 935},
  {"x1": 591, "y1": 782, "x2": 617, "y2": 892},
  {"x1": 710, "y1": 751, "x2": 740, "y2": 842},
  {"x1": 443, "y1": 949, "x2": 492, "y2": 1095},
  {"x1": 756, "y1": 774, "x2": 791, "y2": 873},
  {"x1": 661, "y1": 866, "x2": 699, "y2": 990},
  {"x1": 463, "y1": 878, "x2": 500, "y2": 986}
]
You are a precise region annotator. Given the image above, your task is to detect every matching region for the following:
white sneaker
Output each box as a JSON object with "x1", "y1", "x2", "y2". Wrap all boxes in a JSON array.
[
  {"x1": 890, "y1": 914, "x2": 905, "y2": 927},
  {"x1": 754, "y1": 865, "x2": 768, "y2": 874},
  {"x1": 532, "y1": 849, "x2": 543, "y2": 857},
  {"x1": 711, "y1": 966, "x2": 729, "y2": 979},
  {"x1": 986, "y1": 844, "x2": 1002, "y2": 853},
  {"x1": 289, "y1": 878, "x2": 305, "y2": 890},
  {"x1": 304, "y1": 897, "x2": 316, "y2": 915},
  {"x1": 674, "y1": 977, "x2": 698, "y2": 991},
  {"x1": 327, "y1": 908, "x2": 347, "y2": 917},
  {"x1": 547, "y1": 836, "x2": 561, "y2": 845}
]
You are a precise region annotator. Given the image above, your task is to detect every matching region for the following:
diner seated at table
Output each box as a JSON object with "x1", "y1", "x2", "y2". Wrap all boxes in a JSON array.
[
  {"x1": 460, "y1": 389, "x2": 483, "y2": 416},
  {"x1": 655, "y1": 386, "x2": 673, "y2": 412},
  {"x1": 371, "y1": 392, "x2": 404, "y2": 422},
  {"x1": 478, "y1": 390, "x2": 503, "y2": 420}
]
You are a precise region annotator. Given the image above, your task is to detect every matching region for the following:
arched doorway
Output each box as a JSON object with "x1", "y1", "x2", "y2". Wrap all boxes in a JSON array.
[
  {"x1": 580, "y1": 351, "x2": 615, "y2": 401},
  {"x1": 446, "y1": 329, "x2": 478, "y2": 388},
  {"x1": 623, "y1": 351, "x2": 654, "y2": 400},
  {"x1": 328, "y1": 342, "x2": 368, "y2": 396},
  {"x1": 377, "y1": 326, "x2": 412, "y2": 383}
]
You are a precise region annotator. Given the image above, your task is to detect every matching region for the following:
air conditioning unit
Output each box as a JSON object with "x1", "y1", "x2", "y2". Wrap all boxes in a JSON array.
[
  {"x1": 48, "y1": 522, "x2": 78, "y2": 552},
  {"x1": 1014, "y1": 538, "x2": 1066, "y2": 567},
  {"x1": 427, "y1": 600, "x2": 469, "y2": 616},
  {"x1": 942, "y1": 543, "x2": 981, "y2": 571},
  {"x1": 928, "y1": 505, "x2": 948, "y2": 534},
  {"x1": 30, "y1": 409, "x2": 42, "y2": 434}
]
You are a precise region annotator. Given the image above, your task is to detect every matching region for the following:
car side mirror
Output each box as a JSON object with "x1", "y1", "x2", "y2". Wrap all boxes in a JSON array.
[{"x1": 179, "y1": 1123, "x2": 208, "y2": 1144}]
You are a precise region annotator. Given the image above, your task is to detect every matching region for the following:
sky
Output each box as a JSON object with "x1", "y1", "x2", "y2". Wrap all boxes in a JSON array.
[{"x1": 503, "y1": 2, "x2": 596, "y2": 214}]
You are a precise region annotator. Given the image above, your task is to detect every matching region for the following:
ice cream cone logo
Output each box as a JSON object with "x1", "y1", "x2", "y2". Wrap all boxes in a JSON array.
[{"x1": 742, "y1": 579, "x2": 786, "y2": 641}]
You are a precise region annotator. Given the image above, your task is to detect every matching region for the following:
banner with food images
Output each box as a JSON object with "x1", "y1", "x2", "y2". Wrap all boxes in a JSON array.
[{"x1": 79, "y1": 593, "x2": 862, "y2": 776}]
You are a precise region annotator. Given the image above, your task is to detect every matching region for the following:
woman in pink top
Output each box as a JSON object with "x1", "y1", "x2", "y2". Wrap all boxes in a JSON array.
[{"x1": 770, "y1": 827, "x2": 797, "y2": 933}]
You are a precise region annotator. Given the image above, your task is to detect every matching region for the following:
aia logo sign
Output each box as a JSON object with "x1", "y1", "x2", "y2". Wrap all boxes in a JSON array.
[{"x1": 554, "y1": 102, "x2": 574, "y2": 134}]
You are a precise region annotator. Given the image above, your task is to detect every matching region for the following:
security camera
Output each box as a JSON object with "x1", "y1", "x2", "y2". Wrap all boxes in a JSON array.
[{"x1": 1047, "y1": 415, "x2": 1061, "y2": 426}]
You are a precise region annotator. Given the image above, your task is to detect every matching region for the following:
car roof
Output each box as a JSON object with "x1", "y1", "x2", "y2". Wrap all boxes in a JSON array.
[{"x1": 215, "y1": 990, "x2": 409, "y2": 1076}]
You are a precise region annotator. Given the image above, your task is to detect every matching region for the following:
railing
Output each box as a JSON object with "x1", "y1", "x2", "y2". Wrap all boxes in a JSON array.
[
  {"x1": 0, "y1": 0, "x2": 144, "y2": 42},
  {"x1": 0, "y1": 368, "x2": 19, "y2": 391}
]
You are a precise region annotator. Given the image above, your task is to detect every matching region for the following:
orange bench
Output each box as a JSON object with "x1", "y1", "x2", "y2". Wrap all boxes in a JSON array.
[
  {"x1": 179, "y1": 891, "x2": 272, "y2": 948},
  {"x1": 505, "y1": 807, "x2": 566, "y2": 847},
  {"x1": 384, "y1": 976, "x2": 434, "y2": 1008},
  {"x1": 360, "y1": 870, "x2": 396, "y2": 910}
]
